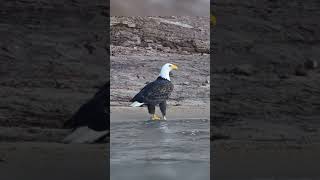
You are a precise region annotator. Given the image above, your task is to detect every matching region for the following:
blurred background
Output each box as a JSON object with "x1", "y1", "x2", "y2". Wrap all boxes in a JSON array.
[{"x1": 111, "y1": 0, "x2": 210, "y2": 16}]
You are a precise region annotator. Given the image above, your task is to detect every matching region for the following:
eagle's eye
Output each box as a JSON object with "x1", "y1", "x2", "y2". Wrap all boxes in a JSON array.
[{"x1": 169, "y1": 65, "x2": 172, "y2": 67}]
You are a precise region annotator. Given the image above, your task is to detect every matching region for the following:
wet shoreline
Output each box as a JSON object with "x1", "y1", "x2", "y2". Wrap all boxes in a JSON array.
[{"x1": 110, "y1": 105, "x2": 210, "y2": 122}]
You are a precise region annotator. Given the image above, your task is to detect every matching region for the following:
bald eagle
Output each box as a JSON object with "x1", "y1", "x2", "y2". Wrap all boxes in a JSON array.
[
  {"x1": 130, "y1": 63, "x2": 178, "y2": 120},
  {"x1": 62, "y1": 82, "x2": 109, "y2": 143}
]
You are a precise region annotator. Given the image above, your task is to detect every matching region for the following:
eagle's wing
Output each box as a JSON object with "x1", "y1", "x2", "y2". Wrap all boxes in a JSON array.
[{"x1": 131, "y1": 80, "x2": 173, "y2": 104}]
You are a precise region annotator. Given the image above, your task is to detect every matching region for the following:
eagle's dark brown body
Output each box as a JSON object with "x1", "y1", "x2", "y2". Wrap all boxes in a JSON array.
[{"x1": 130, "y1": 77, "x2": 173, "y2": 116}]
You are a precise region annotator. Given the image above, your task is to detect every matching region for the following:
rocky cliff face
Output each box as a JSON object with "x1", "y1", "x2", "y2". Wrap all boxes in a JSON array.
[
  {"x1": 212, "y1": 0, "x2": 320, "y2": 142},
  {"x1": 0, "y1": 0, "x2": 108, "y2": 140},
  {"x1": 110, "y1": 16, "x2": 210, "y2": 106},
  {"x1": 1, "y1": 0, "x2": 319, "y2": 143}
]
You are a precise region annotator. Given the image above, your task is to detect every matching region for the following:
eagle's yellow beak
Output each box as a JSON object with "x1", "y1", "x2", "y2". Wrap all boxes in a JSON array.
[{"x1": 171, "y1": 64, "x2": 178, "y2": 70}]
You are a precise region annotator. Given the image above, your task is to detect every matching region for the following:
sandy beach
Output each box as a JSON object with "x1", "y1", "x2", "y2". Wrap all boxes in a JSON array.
[{"x1": 111, "y1": 105, "x2": 210, "y2": 122}]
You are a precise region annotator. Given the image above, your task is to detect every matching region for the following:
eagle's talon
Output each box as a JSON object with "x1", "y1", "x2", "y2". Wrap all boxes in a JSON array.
[{"x1": 151, "y1": 114, "x2": 161, "y2": 120}]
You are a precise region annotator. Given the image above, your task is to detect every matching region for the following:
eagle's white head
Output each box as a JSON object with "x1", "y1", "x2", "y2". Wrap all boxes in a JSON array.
[{"x1": 159, "y1": 63, "x2": 178, "y2": 81}]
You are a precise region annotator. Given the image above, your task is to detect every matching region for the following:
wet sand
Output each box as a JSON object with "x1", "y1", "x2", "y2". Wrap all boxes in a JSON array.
[{"x1": 110, "y1": 105, "x2": 210, "y2": 122}]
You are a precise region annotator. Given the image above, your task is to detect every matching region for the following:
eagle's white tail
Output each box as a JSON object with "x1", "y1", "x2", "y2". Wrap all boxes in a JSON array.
[
  {"x1": 62, "y1": 126, "x2": 108, "y2": 144},
  {"x1": 130, "y1": 101, "x2": 144, "y2": 107}
]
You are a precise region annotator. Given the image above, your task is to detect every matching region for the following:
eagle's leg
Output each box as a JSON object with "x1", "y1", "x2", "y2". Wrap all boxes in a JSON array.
[
  {"x1": 148, "y1": 105, "x2": 161, "y2": 120},
  {"x1": 159, "y1": 101, "x2": 167, "y2": 120}
]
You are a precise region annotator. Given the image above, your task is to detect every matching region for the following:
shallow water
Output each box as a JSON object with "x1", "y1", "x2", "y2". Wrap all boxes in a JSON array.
[{"x1": 111, "y1": 119, "x2": 210, "y2": 180}]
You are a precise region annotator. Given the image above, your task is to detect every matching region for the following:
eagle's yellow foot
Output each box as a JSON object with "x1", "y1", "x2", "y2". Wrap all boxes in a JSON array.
[{"x1": 151, "y1": 114, "x2": 161, "y2": 120}]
